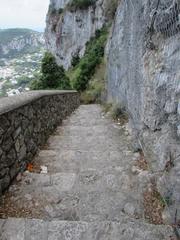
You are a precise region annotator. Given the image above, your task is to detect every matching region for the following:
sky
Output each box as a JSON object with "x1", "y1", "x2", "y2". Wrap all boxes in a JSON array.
[{"x1": 0, "y1": 0, "x2": 50, "y2": 32}]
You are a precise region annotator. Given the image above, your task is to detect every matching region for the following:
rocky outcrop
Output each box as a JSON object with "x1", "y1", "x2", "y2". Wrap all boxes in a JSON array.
[
  {"x1": 107, "y1": 0, "x2": 180, "y2": 223},
  {"x1": 0, "y1": 29, "x2": 44, "y2": 58},
  {"x1": 0, "y1": 91, "x2": 79, "y2": 194},
  {"x1": 45, "y1": 0, "x2": 109, "y2": 69}
]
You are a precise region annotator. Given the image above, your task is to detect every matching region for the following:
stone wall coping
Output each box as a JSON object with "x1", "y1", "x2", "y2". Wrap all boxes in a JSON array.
[{"x1": 0, "y1": 90, "x2": 78, "y2": 115}]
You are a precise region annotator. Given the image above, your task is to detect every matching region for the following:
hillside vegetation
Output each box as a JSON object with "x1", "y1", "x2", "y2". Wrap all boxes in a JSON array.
[
  {"x1": 68, "y1": 0, "x2": 97, "y2": 10},
  {"x1": 32, "y1": 27, "x2": 108, "y2": 101},
  {"x1": 30, "y1": 52, "x2": 71, "y2": 90},
  {"x1": 69, "y1": 27, "x2": 108, "y2": 91}
]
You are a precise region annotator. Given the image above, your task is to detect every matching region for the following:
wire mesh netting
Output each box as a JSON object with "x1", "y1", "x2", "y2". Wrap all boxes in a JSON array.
[
  {"x1": 114, "y1": 0, "x2": 180, "y2": 238},
  {"x1": 154, "y1": 0, "x2": 180, "y2": 37},
  {"x1": 145, "y1": 0, "x2": 180, "y2": 49},
  {"x1": 143, "y1": 0, "x2": 180, "y2": 237}
]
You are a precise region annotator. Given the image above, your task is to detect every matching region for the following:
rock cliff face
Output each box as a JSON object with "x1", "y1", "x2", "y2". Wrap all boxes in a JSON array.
[
  {"x1": 107, "y1": 0, "x2": 180, "y2": 222},
  {"x1": 0, "y1": 29, "x2": 44, "y2": 58},
  {"x1": 45, "y1": 0, "x2": 109, "y2": 69}
]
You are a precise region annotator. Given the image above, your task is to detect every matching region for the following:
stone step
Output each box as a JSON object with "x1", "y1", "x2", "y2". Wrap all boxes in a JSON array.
[
  {"x1": 63, "y1": 117, "x2": 111, "y2": 127},
  {"x1": 46, "y1": 139, "x2": 129, "y2": 152},
  {"x1": 47, "y1": 133, "x2": 128, "y2": 146},
  {"x1": 0, "y1": 105, "x2": 172, "y2": 239},
  {"x1": 54, "y1": 124, "x2": 126, "y2": 137},
  {"x1": 34, "y1": 149, "x2": 135, "y2": 173},
  {"x1": 4, "y1": 169, "x2": 144, "y2": 221},
  {"x1": 0, "y1": 217, "x2": 173, "y2": 240}
]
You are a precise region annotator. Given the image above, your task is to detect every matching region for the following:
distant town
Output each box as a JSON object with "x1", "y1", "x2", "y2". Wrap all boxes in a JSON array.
[
  {"x1": 0, "y1": 51, "x2": 44, "y2": 97},
  {"x1": 0, "y1": 28, "x2": 45, "y2": 97}
]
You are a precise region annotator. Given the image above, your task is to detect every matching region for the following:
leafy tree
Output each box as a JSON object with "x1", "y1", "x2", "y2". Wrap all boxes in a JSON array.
[{"x1": 30, "y1": 52, "x2": 71, "y2": 90}]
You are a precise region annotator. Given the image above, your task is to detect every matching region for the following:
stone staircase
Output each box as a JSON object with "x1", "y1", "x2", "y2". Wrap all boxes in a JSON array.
[{"x1": 0, "y1": 105, "x2": 173, "y2": 239}]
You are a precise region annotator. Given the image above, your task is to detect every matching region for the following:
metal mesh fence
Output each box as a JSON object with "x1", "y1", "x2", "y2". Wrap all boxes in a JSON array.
[
  {"x1": 154, "y1": 0, "x2": 180, "y2": 37},
  {"x1": 146, "y1": 0, "x2": 180, "y2": 49},
  {"x1": 120, "y1": 0, "x2": 180, "y2": 238},
  {"x1": 144, "y1": 0, "x2": 180, "y2": 238}
]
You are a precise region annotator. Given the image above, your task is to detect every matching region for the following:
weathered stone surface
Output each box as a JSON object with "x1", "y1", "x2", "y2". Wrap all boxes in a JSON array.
[
  {"x1": 2, "y1": 136, "x2": 14, "y2": 152},
  {"x1": 106, "y1": 0, "x2": 180, "y2": 223},
  {"x1": 25, "y1": 219, "x2": 48, "y2": 240},
  {"x1": 0, "y1": 218, "x2": 173, "y2": 240},
  {"x1": 6, "y1": 149, "x2": 17, "y2": 167},
  {"x1": 0, "y1": 148, "x2": 3, "y2": 157},
  {"x1": 0, "y1": 91, "x2": 79, "y2": 194},
  {"x1": 0, "y1": 218, "x2": 25, "y2": 240},
  {"x1": 0, "y1": 174, "x2": 10, "y2": 191},
  {"x1": 0, "y1": 116, "x2": 10, "y2": 130},
  {"x1": 0, "y1": 105, "x2": 174, "y2": 239},
  {"x1": 123, "y1": 202, "x2": 136, "y2": 216},
  {"x1": 18, "y1": 144, "x2": 27, "y2": 161},
  {"x1": 13, "y1": 127, "x2": 22, "y2": 140},
  {"x1": 0, "y1": 168, "x2": 8, "y2": 179}
]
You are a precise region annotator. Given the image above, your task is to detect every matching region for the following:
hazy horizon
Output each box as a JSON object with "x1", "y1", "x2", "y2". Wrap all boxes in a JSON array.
[
  {"x1": 0, "y1": 0, "x2": 49, "y2": 32},
  {"x1": 0, "y1": 27, "x2": 44, "y2": 33}
]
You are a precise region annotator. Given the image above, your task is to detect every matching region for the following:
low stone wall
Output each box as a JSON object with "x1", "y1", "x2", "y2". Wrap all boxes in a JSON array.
[{"x1": 0, "y1": 90, "x2": 80, "y2": 194}]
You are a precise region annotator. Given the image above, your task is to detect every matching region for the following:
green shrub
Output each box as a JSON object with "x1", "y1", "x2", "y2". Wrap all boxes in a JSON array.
[
  {"x1": 80, "y1": 81, "x2": 103, "y2": 104},
  {"x1": 80, "y1": 92, "x2": 95, "y2": 104},
  {"x1": 111, "y1": 104, "x2": 129, "y2": 124},
  {"x1": 80, "y1": 60, "x2": 106, "y2": 104},
  {"x1": 72, "y1": 27, "x2": 108, "y2": 91},
  {"x1": 71, "y1": 53, "x2": 80, "y2": 67},
  {"x1": 58, "y1": 8, "x2": 64, "y2": 14},
  {"x1": 30, "y1": 78, "x2": 43, "y2": 90},
  {"x1": 49, "y1": 5, "x2": 64, "y2": 15},
  {"x1": 68, "y1": 0, "x2": 96, "y2": 10},
  {"x1": 30, "y1": 52, "x2": 71, "y2": 90},
  {"x1": 102, "y1": 103, "x2": 129, "y2": 124},
  {"x1": 104, "y1": 0, "x2": 119, "y2": 21}
]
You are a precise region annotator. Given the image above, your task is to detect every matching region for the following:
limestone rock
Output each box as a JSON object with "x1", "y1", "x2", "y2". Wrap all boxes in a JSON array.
[
  {"x1": 123, "y1": 202, "x2": 136, "y2": 216},
  {"x1": 45, "y1": 0, "x2": 109, "y2": 69},
  {"x1": 106, "y1": 0, "x2": 180, "y2": 223}
]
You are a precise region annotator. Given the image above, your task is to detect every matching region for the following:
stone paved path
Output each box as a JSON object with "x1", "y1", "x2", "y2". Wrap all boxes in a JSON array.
[{"x1": 0, "y1": 105, "x2": 173, "y2": 239}]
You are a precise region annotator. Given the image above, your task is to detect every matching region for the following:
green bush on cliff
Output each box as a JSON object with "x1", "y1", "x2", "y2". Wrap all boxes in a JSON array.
[
  {"x1": 69, "y1": 27, "x2": 108, "y2": 92},
  {"x1": 71, "y1": 53, "x2": 80, "y2": 67},
  {"x1": 80, "y1": 60, "x2": 106, "y2": 104},
  {"x1": 48, "y1": 4, "x2": 64, "y2": 15},
  {"x1": 31, "y1": 27, "x2": 108, "y2": 95},
  {"x1": 30, "y1": 52, "x2": 71, "y2": 90},
  {"x1": 104, "y1": 0, "x2": 119, "y2": 21},
  {"x1": 68, "y1": 0, "x2": 96, "y2": 10}
]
